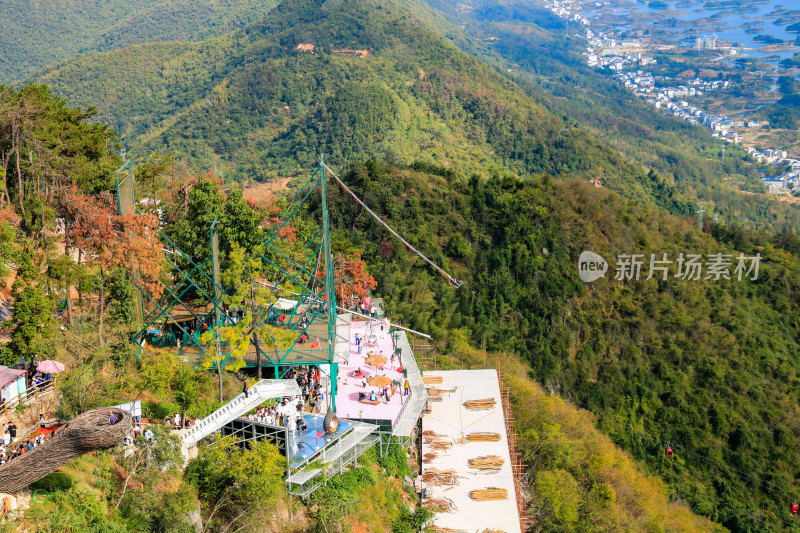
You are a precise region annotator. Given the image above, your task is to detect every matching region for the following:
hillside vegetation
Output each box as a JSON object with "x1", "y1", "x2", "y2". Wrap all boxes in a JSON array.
[
  {"x1": 0, "y1": 0, "x2": 277, "y2": 83},
  {"x1": 33, "y1": 0, "x2": 800, "y2": 236},
  {"x1": 0, "y1": 84, "x2": 733, "y2": 531},
  {"x1": 326, "y1": 161, "x2": 800, "y2": 531},
  {"x1": 36, "y1": 0, "x2": 672, "y2": 201}
]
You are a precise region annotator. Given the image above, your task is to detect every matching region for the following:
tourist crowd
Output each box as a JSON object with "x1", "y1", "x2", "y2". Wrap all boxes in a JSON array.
[{"x1": 0, "y1": 419, "x2": 51, "y2": 465}]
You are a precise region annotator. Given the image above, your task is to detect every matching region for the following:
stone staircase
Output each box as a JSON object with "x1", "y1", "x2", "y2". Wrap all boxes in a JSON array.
[{"x1": 180, "y1": 379, "x2": 301, "y2": 450}]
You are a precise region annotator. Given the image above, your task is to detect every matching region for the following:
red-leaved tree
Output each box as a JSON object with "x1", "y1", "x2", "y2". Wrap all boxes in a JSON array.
[{"x1": 61, "y1": 187, "x2": 164, "y2": 345}]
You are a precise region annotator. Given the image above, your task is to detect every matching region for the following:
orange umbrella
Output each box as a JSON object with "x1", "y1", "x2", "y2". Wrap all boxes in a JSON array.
[
  {"x1": 368, "y1": 375, "x2": 392, "y2": 387},
  {"x1": 365, "y1": 354, "x2": 387, "y2": 367}
]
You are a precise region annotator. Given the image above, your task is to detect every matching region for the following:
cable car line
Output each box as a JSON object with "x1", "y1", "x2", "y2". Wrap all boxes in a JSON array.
[{"x1": 322, "y1": 163, "x2": 465, "y2": 288}]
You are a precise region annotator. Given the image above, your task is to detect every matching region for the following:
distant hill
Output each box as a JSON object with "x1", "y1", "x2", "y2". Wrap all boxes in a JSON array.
[
  {"x1": 0, "y1": 0, "x2": 277, "y2": 83},
  {"x1": 34, "y1": 0, "x2": 662, "y2": 195}
]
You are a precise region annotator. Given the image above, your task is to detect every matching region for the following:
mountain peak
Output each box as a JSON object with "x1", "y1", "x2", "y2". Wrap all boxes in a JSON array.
[{"x1": 243, "y1": 0, "x2": 443, "y2": 56}]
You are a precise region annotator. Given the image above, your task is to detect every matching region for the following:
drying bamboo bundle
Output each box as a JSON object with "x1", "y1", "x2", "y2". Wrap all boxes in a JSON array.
[
  {"x1": 422, "y1": 468, "x2": 460, "y2": 486},
  {"x1": 423, "y1": 432, "x2": 445, "y2": 442},
  {"x1": 429, "y1": 527, "x2": 466, "y2": 533},
  {"x1": 480, "y1": 529, "x2": 506, "y2": 533},
  {"x1": 468, "y1": 455, "x2": 504, "y2": 470},
  {"x1": 423, "y1": 375, "x2": 443, "y2": 384},
  {"x1": 464, "y1": 398, "x2": 496, "y2": 410},
  {"x1": 466, "y1": 432, "x2": 501, "y2": 442},
  {"x1": 422, "y1": 497, "x2": 457, "y2": 513},
  {"x1": 428, "y1": 437, "x2": 453, "y2": 451},
  {"x1": 426, "y1": 386, "x2": 456, "y2": 396},
  {"x1": 429, "y1": 396, "x2": 443, "y2": 402},
  {"x1": 423, "y1": 452, "x2": 438, "y2": 462},
  {"x1": 469, "y1": 488, "x2": 508, "y2": 501}
]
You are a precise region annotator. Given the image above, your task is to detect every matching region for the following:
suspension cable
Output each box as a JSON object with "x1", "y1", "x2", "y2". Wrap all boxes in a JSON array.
[{"x1": 322, "y1": 164, "x2": 464, "y2": 288}]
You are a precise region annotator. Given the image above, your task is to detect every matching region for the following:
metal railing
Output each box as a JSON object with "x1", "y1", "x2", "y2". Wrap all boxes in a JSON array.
[
  {"x1": 391, "y1": 331, "x2": 427, "y2": 437},
  {"x1": 0, "y1": 379, "x2": 57, "y2": 420}
]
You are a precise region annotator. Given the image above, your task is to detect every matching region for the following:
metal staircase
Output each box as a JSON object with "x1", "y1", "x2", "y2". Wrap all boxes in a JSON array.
[{"x1": 181, "y1": 379, "x2": 300, "y2": 450}]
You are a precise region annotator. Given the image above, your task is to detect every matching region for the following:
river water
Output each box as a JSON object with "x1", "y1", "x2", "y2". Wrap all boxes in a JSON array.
[{"x1": 585, "y1": 0, "x2": 799, "y2": 61}]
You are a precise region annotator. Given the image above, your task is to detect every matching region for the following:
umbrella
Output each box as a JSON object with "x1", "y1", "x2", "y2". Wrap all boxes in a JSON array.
[
  {"x1": 37, "y1": 360, "x2": 65, "y2": 374},
  {"x1": 368, "y1": 375, "x2": 392, "y2": 387},
  {"x1": 364, "y1": 354, "x2": 387, "y2": 367}
]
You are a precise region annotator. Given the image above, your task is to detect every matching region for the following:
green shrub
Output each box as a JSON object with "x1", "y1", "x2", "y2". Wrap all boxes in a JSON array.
[
  {"x1": 30, "y1": 472, "x2": 74, "y2": 492},
  {"x1": 143, "y1": 401, "x2": 180, "y2": 420},
  {"x1": 378, "y1": 442, "x2": 411, "y2": 478},
  {"x1": 186, "y1": 400, "x2": 219, "y2": 419},
  {"x1": 27, "y1": 487, "x2": 130, "y2": 532},
  {"x1": 392, "y1": 506, "x2": 432, "y2": 533}
]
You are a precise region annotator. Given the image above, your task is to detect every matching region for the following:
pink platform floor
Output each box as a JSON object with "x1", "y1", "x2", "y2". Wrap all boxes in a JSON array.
[{"x1": 335, "y1": 319, "x2": 409, "y2": 422}]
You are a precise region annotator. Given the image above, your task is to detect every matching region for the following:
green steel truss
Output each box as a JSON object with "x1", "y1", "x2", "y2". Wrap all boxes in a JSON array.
[{"x1": 116, "y1": 156, "x2": 344, "y2": 409}]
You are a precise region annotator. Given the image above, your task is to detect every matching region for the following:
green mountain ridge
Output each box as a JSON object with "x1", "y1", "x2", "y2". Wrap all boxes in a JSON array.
[
  {"x1": 332, "y1": 160, "x2": 800, "y2": 532},
  {"x1": 32, "y1": 0, "x2": 800, "y2": 238},
  {"x1": 0, "y1": 0, "x2": 277, "y2": 84},
  {"x1": 34, "y1": 0, "x2": 661, "y2": 196}
]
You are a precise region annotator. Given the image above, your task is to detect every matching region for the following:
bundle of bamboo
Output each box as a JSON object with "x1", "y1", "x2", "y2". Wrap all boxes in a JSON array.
[
  {"x1": 428, "y1": 437, "x2": 453, "y2": 450},
  {"x1": 480, "y1": 529, "x2": 507, "y2": 533},
  {"x1": 469, "y1": 488, "x2": 508, "y2": 501},
  {"x1": 423, "y1": 452, "x2": 438, "y2": 462},
  {"x1": 465, "y1": 432, "x2": 501, "y2": 442},
  {"x1": 427, "y1": 386, "x2": 456, "y2": 396},
  {"x1": 428, "y1": 527, "x2": 466, "y2": 533},
  {"x1": 423, "y1": 497, "x2": 457, "y2": 513},
  {"x1": 468, "y1": 455, "x2": 504, "y2": 470},
  {"x1": 464, "y1": 398, "x2": 496, "y2": 410},
  {"x1": 422, "y1": 468, "x2": 460, "y2": 486},
  {"x1": 423, "y1": 375, "x2": 444, "y2": 384},
  {"x1": 424, "y1": 433, "x2": 454, "y2": 450}
]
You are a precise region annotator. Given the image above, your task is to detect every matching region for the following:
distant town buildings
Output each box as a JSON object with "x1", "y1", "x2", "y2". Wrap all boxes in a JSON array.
[
  {"x1": 543, "y1": 0, "x2": 794, "y2": 195},
  {"x1": 695, "y1": 36, "x2": 717, "y2": 51}
]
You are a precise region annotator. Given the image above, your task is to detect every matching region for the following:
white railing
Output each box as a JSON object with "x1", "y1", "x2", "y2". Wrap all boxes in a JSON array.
[
  {"x1": 181, "y1": 379, "x2": 300, "y2": 449},
  {"x1": 392, "y1": 331, "x2": 428, "y2": 437}
]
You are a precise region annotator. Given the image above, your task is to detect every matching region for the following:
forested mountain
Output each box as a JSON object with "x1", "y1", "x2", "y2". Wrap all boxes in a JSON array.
[
  {"x1": 33, "y1": 0, "x2": 800, "y2": 236},
  {"x1": 0, "y1": 86, "x2": 728, "y2": 532},
  {"x1": 0, "y1": 0, "x2": 277, "y2": 83},
  {"x1": 35, "y1": 0, "x2": 680, "y2": 200},
  {"x1": 331, "y1": 160, "x2": 800, "y2": 532}
]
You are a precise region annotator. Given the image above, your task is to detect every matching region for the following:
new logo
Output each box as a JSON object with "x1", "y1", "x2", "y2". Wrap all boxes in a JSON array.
[{"x1": 578, "y1": 251, "x2": 608, "y2": 282}]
